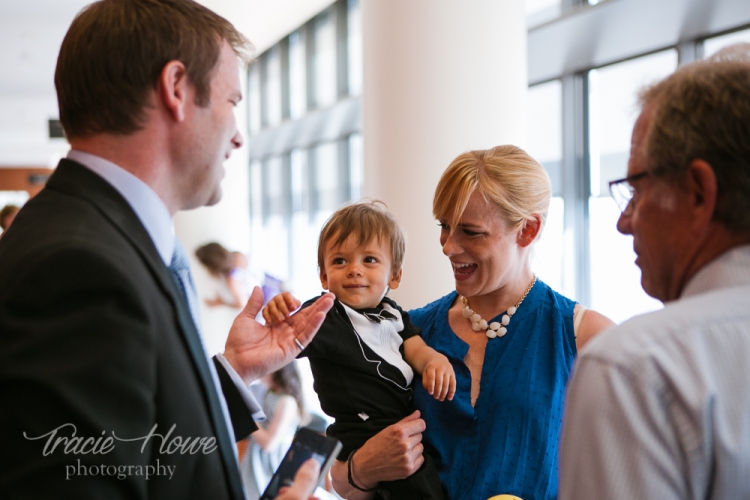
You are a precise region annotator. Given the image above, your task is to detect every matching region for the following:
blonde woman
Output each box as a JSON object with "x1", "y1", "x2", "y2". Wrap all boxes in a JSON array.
[{"x1": 332, "y1": 146, "x2": 613, "y2": 500}]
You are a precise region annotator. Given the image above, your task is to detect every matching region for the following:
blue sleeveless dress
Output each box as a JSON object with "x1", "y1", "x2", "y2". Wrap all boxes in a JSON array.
[{"x1": 410, "y1": 280, "x2": 576, "y2": 500}]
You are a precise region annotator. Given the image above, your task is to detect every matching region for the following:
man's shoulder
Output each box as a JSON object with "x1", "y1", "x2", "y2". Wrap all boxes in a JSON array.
[
  {"x1": 0, "y1": 184, "x2": 160, "y2": 298},
  {"x1": 580, "y1": 285, "x2": 750, "y2": 370}
]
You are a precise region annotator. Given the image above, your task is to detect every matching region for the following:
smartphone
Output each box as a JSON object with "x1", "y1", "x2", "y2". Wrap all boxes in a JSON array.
[{"x1": 260, "y1": 427, "x2": 342, "y2": 499}]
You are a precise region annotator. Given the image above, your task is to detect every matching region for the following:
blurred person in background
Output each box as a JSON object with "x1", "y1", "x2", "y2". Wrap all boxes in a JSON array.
[
  {"x1": 0, "y1": 204, "x2": 20, "y2": 237},
  {"x1": 240, "y1": 363, "x2": 306, "y2": 500},
  {"x1": 196, "y1": 242, "x2": 252, "y2": 309}
]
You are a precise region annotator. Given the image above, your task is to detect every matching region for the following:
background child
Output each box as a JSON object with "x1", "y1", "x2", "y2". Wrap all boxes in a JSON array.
[
  {"x1": 264, "y1": 201, "x2": 453, "y2": 500},
  {"x1": 239, "y1": 363, "x2": 305, "y2": 500},
  {"x1": 195, "y1": 242, "x2": 253, "y2": 309}
]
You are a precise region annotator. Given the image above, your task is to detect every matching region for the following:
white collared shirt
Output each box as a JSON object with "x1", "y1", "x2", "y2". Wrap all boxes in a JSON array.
[
  {"x1": 67, "y1": 150, "x2": 173, "y2": 265},
  {"x1": 560, "y1": 245, "x2": 750, "y2": 499}
]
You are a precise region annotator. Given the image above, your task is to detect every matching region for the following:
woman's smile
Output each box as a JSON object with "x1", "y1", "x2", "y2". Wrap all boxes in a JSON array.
[{"x1": 451, "y1": 262, "x2": 477, "y2": 280}]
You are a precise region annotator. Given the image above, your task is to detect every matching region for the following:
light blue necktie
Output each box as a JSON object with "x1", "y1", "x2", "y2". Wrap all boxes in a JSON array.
[
  {"x1": 168, "y1": 238, "x2": 238, "y2": 452},
  {"x1": 169, "y1": 239, "x2": 202, "y2": 330}
]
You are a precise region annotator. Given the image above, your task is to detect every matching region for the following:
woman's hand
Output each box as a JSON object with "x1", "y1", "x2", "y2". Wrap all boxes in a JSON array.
[
  {"x1": 422, "y1": 354, "x2": 456, "y2": 401},
  {"x1": 330, "y1": 411, "x2": 426, "y2": 499},
  {"x1": 275, "y1": 458, "x2": 320, "y2": 500},
  {"x1": 263, "y1": 291, "x2": 302, "y2": 324}
]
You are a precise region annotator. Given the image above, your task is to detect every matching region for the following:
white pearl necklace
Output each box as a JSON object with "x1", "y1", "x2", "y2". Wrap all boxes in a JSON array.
[{"x1": 460, "y1": 276, "x2": 537, "y2": 339}]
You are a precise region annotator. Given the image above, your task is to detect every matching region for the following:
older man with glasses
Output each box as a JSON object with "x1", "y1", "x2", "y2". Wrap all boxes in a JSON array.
[{"x1": 560, "y1": 43, "x2": 750, "y2": 499}]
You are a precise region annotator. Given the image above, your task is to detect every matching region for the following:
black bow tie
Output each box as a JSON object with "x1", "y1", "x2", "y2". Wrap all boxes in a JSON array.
[{"x1": 361, "y1": 309, "x2": 398, "y2": 323}]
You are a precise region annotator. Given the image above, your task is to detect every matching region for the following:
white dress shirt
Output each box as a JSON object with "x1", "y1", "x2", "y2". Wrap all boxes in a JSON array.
[{"x1": 560, "y1": 244, "x2": 750, "y2": 499}]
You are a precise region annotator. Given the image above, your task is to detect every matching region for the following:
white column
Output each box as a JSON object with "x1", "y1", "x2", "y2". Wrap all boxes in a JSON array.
[{"x1": 361, "y1": 0, "x2": 527, "y2": 309}]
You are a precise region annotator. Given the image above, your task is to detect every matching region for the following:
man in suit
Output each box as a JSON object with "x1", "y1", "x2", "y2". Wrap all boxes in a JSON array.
[{"x1": 0, "y1": 0, "x2": 333, "y2": 498}]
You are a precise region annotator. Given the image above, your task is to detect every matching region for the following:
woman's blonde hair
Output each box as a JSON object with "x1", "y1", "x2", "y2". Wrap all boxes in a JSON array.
[{"x1": 433, "y1": 145, "x2": 551, "y2": 234}]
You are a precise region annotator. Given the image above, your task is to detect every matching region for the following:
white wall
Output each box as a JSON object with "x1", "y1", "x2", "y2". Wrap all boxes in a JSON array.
[{"x1": 362, "y1": 0, "x2": 528, "y2": 310}]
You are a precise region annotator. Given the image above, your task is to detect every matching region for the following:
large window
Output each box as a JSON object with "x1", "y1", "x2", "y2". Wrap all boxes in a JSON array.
[
  {"x1": 263, "y1": 46, "x2": 283, "y2": 128},
  {"x1": 313, "y1": 10, "x2": 337, "y2": 109},
  {"x1": 289, "y1": 30, "x2": 306, "y2": 120},
  {"x1": 245, "y1": 0, "x2": 362, "y2": 301},
  {"x1": 526, "y1": 0, "x2": 561, "y2": 27},
  {"x1": 525, "y1": 0, "x2": 750, "y2": 324},
  {"x1": 704, "y1": 27, "x2": 750, "y2": 57},
  {"x1": 587, "y1": 50, "x2": 676, "y2": 323},
  {"x1": 526, "y1": 80, "x2": 565, "y2": 295}
]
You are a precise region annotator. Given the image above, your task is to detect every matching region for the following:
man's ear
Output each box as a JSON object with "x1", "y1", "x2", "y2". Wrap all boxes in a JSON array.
[
  {"x1": 157, "y1": 60, "x2": 190, "y2": 122},
  {"x1": 686, "y1": 159, "x2": 718, "y2": 235},
  {"x1": 388, "y1": 268, "x2": 403, "y2": 290},
  {"x1": 517, "y1": 214, "x2": 542, "y2": 248}
]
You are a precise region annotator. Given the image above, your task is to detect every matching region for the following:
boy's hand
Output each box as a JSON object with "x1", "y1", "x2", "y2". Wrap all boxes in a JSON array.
[
  {"x1": 262, "y1": 291, "x2": 302, "y2": 324},
  {"x1": 422, "y1": 354, "x2": 456, "y2": 401}
]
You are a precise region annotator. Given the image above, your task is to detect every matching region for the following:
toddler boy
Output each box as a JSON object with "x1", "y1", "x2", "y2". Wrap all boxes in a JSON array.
[{"x1": 264, "y1": 201, "x2": 453, "y2": 499}]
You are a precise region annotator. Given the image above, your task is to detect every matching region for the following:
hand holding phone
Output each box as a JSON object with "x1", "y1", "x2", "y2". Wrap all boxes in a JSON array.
[
  {"x1": 274, "y1": 458, "x2": 320, "y2": 500},
  {"x1": 260, "y1": 428, "x2": 342, "y2": 500}
]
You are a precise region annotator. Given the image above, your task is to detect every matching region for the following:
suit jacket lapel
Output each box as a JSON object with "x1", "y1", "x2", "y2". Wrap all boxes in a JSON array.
[{"x1": 46, "y1": 160, "x2": 245, "y2": 500}]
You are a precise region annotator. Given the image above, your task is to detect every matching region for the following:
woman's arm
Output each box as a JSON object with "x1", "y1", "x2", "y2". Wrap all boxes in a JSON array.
[
  {"x1": 330, "y1": 411, "x2": 426, "y2": 499},
  {"x1": 574, "y1": 305, "x2": 615, "y2": 350},
  {"x1": 250, "y1": 395, "x2": 298, "y2": 452}
]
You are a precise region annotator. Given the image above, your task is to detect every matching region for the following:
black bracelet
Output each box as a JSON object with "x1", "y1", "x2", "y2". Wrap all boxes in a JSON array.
[{"x1": 347, "y1": 449, "x2": 378, "y2": 492}]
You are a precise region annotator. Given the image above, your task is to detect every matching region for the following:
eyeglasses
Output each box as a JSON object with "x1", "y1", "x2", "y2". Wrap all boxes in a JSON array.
[{"x1": 608, "y1": 168, "x2": 666, "y2": 214}]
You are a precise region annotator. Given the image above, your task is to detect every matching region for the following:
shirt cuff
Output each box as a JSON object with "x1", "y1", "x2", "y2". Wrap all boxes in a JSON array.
[{"x1": 214, "y1": 353, "x2": 266, "y2": 421}]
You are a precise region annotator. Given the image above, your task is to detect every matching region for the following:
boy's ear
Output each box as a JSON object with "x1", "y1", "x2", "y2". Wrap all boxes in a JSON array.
[
  {"x1": 319, "y1": 269, "x2": 329, "y2": 290},
  {"x1": 388, "y1": 268, "x2": 403, "y2": 290}
]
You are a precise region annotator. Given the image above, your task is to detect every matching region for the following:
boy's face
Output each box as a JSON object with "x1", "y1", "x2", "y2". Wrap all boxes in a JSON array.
[{"x1": 319, "y1": 233, "x2": 402, "y2": 309}]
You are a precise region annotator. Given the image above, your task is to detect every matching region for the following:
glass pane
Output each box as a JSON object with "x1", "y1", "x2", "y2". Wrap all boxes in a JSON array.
[
  {"x1": 533, "y1": 198, "x2": 564, "y2": 294},
  {"x1": 247, "y1": 63, "x2": 261, "y2": 135},
  {"x1": 526, "y1": 0, "x2": 560, "y2": 26},
  {"x1": 526, "y1": 80, "x2": 564, "y2": 293},
  {"x1": 264, "y1": 157, "x2": 289, "y2": 280},
  {"x1": 314, "y1": 9, "x2": 337, "y2": 109},
  {"x1": 287, "y1": 148, "x2": 323, "y2": 301},
  {"x1": 349, "y1": 133, "x2": 363, "y2": 202},
  {"x1": 314, "y1": 141, "x2": 339, "y2": 212},
  {"x1": 249, "y1": 160, "x2": 262, "y2": 221},
  {"x1": 249, "y1": 160, "x2": 266, "y2": 288},
  {"x1": 526, "y1": 80, "x2": 562, "y2": 195},
  {"x1": 588, "y1": 50, "x2": 677, "y2": 323},
  {"x1": 347, "y1": 0, "x2": 363, "y2": 96},
  {"x1": 265, "y1": 46, "x2": 283, "y2": 127},
  {"x1": 290, "y1": 148, "x2": 307, "y2": 214},
  {"x1": 703, "y1": 28, "x2": 750, "y2": 58},
  {"x1": 289, "y1": 30, "x2": 307, "y2": 120}
]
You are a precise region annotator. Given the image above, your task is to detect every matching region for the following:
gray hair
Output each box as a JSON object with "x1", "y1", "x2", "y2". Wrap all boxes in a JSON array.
[{"x1": 638, "y1": 43, "x2": 750, "y2": 233}]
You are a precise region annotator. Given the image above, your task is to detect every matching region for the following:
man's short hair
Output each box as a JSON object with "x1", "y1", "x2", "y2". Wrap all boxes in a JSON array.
[
  {"x1": 55, "y1": 0, "x2": 252, "y2": 140},
  {"x1": 317, "y1": 201, "x2": 406, "y2": 273},
  {"x1": 639, "y1": 43, "x2": 750, "y2": 233}
]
